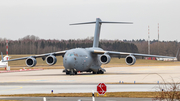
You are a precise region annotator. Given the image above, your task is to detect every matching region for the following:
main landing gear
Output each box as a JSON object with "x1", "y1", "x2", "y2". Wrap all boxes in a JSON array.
[{"x1": 92, "y1": 70, "x2": 104, "y2": 74}]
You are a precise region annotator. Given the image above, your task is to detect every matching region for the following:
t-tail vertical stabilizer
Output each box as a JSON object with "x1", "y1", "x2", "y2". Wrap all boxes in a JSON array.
[{"x1": 70, "y1": 18, "x2": 133, "y2": 47}]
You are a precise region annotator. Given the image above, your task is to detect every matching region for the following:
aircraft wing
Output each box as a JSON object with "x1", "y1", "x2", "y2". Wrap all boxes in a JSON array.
[
  {"x1": 92, "y1": 50, "x2": 176, "y2": 58},
  {"x1": 2, "y1": 50, "x2": 66, "y2": 62}
]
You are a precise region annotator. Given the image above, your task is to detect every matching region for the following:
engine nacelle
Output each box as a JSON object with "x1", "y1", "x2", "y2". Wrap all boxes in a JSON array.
[
  {"x1": 125, "y1": 55, "x2": 136, "y2": 65},
  {"x1": 25, "y1": 57, "x2": 37, "y2": 67},
  {"x1": 100, "y1": 54, "x2": 111, "y2": 64},
  {"x1": 46, "y1": 55, "x2": 57, "y2": 65}
]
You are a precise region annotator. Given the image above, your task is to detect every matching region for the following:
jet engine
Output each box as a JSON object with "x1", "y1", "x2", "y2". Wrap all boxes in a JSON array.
[
  {"x1": 46, "y1": 55, "x2": 57, "y2": 65},
  {"x1": 25, "y1": 57, "x2": 37, "y2": 67},
  {"x1": 100, "y1": 54, "x2": 111, "y2": 64},
  {"x1": 125, "y1": 55, "x2": 136, "y2": 65}
]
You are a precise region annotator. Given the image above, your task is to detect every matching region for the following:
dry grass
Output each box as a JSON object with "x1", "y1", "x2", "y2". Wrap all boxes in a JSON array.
[
  {"x1": 0, "y1": 100, "x2": 18, "y2": 101},
  {"x1": 0, "y1": 92, "x2": 161, "y2": 98},
  {"x1": 0, "y1": 54, "x2": 179, "y2": 70}
]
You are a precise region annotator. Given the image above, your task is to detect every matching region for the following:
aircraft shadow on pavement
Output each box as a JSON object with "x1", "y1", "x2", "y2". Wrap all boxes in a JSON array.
[
  {"x1": 24, "y1": 73, "x2": 94, "y2": 76},
  {"x1": 23, "y1": 72, "x2": 169, "y2": 76}
]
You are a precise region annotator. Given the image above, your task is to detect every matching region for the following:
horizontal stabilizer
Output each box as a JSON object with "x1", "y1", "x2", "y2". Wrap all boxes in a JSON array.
[
  {"x1": 70, "y1": 21, "x2": 133, "y2": 25},
  {"x1": 70, "y1": 22, "x2": 96, "y2": 25},
  {"x1": 100, "y1": 21, "x2": 133, "y2": 24}
]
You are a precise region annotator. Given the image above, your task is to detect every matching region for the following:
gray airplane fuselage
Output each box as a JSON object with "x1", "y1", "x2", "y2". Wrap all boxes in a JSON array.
[{"x1": 63, "y1": 47, "x2": 103, "y2": 72}]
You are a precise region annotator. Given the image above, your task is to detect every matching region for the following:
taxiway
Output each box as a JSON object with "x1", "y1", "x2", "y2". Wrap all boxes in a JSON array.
[
  {"x1": 0, "y1": 66, "x2": 179, "y2": 83},
  {"x1": 0, "y1": 66, "x2": 180, "y2": 95},
  {"x1": 0, "y1": 97, "x2": 152, "y2": 101},
  {"x1": 0, "y1": 83, "x2": 162, "y2": 94}
]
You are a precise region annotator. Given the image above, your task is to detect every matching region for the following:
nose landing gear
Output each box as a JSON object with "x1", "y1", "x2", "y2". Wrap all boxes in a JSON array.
[{"x1": 63, "y1": 69, "x2": 77, "y2": 75}]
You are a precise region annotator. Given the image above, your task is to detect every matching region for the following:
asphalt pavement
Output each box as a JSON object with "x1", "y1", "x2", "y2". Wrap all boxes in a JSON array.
[
  {"x1": 0, "y1": 97, "x2": 152, "y2": 101},
  {"x1": 0, "y1": 83, "x2": 164, "y2": 94}
]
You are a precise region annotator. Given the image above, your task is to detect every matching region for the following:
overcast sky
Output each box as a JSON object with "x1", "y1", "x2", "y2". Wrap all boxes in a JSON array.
[{"x1": 0, "y1": 0, "x2": 180, "y2": 41}]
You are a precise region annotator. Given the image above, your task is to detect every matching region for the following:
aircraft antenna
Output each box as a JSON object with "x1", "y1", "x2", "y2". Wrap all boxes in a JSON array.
[
  {"x1": 148, "y1": 26, "x2": 150, "y2": 55},
  {"x1": 158, "y1": 23, "x2": 159, "y2": 55},
  {"x1": 6, "y1": 40, "x2": 8, "y2": 55}
]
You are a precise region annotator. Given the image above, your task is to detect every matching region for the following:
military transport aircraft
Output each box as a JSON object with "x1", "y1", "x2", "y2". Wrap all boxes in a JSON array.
[{"x1": 1, "y1": 18, "x2": 176, "y2": 75}]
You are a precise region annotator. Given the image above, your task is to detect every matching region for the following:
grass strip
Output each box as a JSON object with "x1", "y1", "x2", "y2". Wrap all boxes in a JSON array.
[
  {"x1": 6, "y1": 55, "x2": 179, "y2": 67},
  {"x1": 0, "y1": 54, "x2": 179, "y2": 71},
  {"x1": 0, "y1": 92, "x2": 160, "y2": 98},
  {"x1": 0, "y1": 99, "x2": 19, "y2": 101}
]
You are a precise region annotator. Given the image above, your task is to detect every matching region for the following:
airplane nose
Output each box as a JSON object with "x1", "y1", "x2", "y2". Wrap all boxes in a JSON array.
[{"x1": 66, "y1": 57, "x2": 74, "y2": 69}]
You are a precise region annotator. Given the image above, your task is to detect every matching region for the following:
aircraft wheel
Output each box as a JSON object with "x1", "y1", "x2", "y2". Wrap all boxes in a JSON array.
[
  {"x1": 97, "y1": 70, "x2": 104, "y2": 74},
  {"x1": 100, "y1": 71, "x2": 104, "y2": 74},
  {"x1": 69, "y1": 69, "x2": 75, "y2": 75},
  {"x1": 92, "y1": 71, "x2": 97, "y2": 74},
  {"x1": 66, "y1": 71, "x2": 70, "y2": 75}
]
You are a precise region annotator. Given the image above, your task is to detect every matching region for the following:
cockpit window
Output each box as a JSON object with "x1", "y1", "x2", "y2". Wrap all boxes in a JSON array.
[
  {"x1": 66, "y1": 53, "x2": 74, "y2": 57},
  {"x1": 66, "y1": 53, "x2": 78, "y2": 57},
  {"x1": 70, "y1": 54, "x2": 74, "y2": 56}
]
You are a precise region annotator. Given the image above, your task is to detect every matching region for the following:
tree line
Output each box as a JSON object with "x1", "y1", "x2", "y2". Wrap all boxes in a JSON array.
[
  {"x1": 124, "y1": 39, "x2": 180, "y2": 60},
  {"x1": 0, "y1": 35, "x2": 179, "y2": 60},
  {"x1": 0, "y1": 35, "x2": 138, "y2": 55}
]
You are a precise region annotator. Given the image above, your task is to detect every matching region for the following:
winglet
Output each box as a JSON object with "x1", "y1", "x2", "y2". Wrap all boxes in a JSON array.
[{"x1": 1, "y1": 52, "x2": 4, "y2": 62}]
